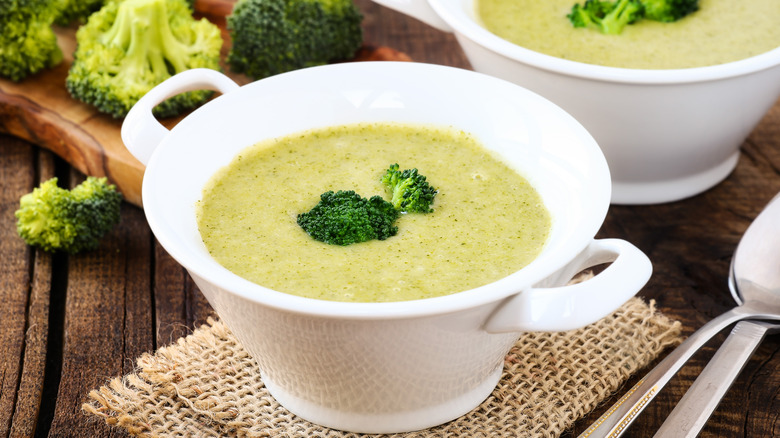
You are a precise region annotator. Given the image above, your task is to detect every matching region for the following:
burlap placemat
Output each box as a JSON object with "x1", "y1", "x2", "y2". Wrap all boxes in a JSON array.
[{"x1": 83, "y1": 296, "x2": 682, "y2": 437}]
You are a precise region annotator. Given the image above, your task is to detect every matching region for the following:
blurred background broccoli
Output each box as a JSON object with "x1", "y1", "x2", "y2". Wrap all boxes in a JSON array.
[
  {"x1": 65, "y1": 0, "x2": 223, "y2": 119},
  {"x1": 0, "y1": 0, "x2": 64, "y2": 81},
  {"x1": 227, "y1": 0, "x2": 364, "y2": 79}
]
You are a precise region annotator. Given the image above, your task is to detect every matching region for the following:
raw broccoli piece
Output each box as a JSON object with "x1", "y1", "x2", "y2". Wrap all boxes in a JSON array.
[
  {"x1": 65, "y1": 0, "x2": 223, "y2": 119},
  {"x1": 641, "y1": 0, "x2": 698, "y2": 22},
  {"x1": 0, "y1": 0, "x2": 63, "y2": 81},
  {"x1": 15, "y1": 176, "x2": 123, "y2": 254},
  {"x1": 55, "y1": 0, "x2": 106, "y2": 25},
  {"x1": 297, "y1": 190, "x2": 399, "y2": 246},
  {"x1": 567, "y1": 0, "x2": 644, "y2": 35},
  {"x1": 226, "y1": 0, "x2": 363, "y2": 79},
  {"x1": 381, "y1": 164, "x2": 438, "y2": 213}
]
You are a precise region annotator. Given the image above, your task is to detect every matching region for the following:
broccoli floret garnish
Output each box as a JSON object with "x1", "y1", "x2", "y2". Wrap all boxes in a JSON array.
[
  {"x1": 65, "y1": 0, "x2": 223, "y2": 119},
  {"x1": 568, "y1": 0, "x2": 698, "y2": 34},
  {"x1": 0, "y1": 0, "x2": 63, "y2": 81},
  {"x1": 381, "y1": 163, "x2": 438, "y2": 213},
  {"x1": 641, "y1": 0, "x2": 698, "y2": 22},
  {"x1": 226, "y1": 0, "x2": 363, "y2": 80},
  {"x1": 297, "y1": 190, "x2": 399, "y2": 246},
  {"x1": 15, "y1": 176, "x2": 123, "y2": 254},
  {"x1": 567, "y1": 0, "x2": 644, "y2": 35}
]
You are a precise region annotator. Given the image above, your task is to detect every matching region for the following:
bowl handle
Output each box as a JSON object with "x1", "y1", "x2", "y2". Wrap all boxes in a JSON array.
[
  {"x1": 483, "y1": 239, "x2": 652, "y2": 333},
  {"x1": 121, "y1": 68, "x2": 240, "y2": 166},
  {"x1": 371, "y1": 0, "x2": 452, "y2": 32}
]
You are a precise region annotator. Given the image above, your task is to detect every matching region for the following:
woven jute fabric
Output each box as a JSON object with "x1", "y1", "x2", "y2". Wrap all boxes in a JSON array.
[{"x1": 83, "y1": 296, "x2": 682, "y2": 438}]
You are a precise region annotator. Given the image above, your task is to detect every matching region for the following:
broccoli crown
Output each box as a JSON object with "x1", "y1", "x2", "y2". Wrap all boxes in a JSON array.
[
  {"x1": 567, "y1": 0, "x2": 644, "y2": 35},
  {"x1": 296, "y1": 190, "x2": 399, "y2": 246},
  {"x1": 15, "y1": 176, "x2": 123, "y2": 254},
  {"x1": 0, "y1": 0, "x2": 64, "y2": 81},
  {"x1": 381, "y1": 163, "x2": 438, "y2": 213},
  {"x1": 641, "y1": 0, "x2": 698, "y2": 22},
  {"x1": 568, "y1": 0, "x2": 698, "y2": 34},
  {"x1": 227, "y1": 0, "x2": 363, "y2": 79},
  {"x1": 65, "y1": 0, "x2": 223, "y2": 119}
]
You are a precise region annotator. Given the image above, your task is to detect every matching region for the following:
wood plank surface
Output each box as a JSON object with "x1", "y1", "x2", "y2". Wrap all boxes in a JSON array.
[{"x1": 0, "y1": 0, "x2": 779, "y2": 436}]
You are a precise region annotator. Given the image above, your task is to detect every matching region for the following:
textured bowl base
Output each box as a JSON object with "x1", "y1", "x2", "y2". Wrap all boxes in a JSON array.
[
  {"x1": 611, "y1": 151, "x2": 740, "y2": 205},
  {"x1": 261, "y1": 366, "x2": 505, "y2": 434}
]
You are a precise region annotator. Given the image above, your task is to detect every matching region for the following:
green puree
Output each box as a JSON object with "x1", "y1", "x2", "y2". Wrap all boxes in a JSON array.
[
  {"x1": 196, "y1": 122, "x2": 551, "y2": 303},
  {"x1": 476, "y1": 0, "x2": 780, "y2": 69}
]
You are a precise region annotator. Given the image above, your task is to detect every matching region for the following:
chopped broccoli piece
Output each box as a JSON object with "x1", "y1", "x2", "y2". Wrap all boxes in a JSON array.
[
  {"x1": 55, "y1": 0, "x2": 106, "y2": 25},
  {"x1": 641, "y1": 0, "x2": 698, "y2": 22},
  {"x1": 226, "y1": 0, "x2": 363, "y2": 79},
  {"x1": 15, "y1": 176, "x2": 123, "y2": 254},
  {"x1": 297, "y1": 190, "x2": 399, "y2": 246},
  {"x1": 0, "y1": 0, "x2": 63, "y2": 81},
  {"x1": 568, "y1": 0, "x2": 698, "y2": 34},
  {"x1": 381, "y1": 163, "x2": 438, "y2": 213},
  {"x1": 65, "y1": 0, "x2": 223, "y2": 119},
  {"x1": 567, "y1": 0, "x2": 644, "y2": 35}
]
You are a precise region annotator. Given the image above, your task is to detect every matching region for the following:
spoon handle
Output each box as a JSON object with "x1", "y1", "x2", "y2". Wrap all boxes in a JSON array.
[
  {"x1": 577, "y1": 309, "x2": 744, "y2": 438},
  {"x1": 652, "y1": 321, "x2": 780, "y2": 438}
]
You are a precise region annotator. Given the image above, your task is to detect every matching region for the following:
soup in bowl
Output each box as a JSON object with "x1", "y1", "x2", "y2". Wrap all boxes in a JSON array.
[
  {"x1": 371, "y1": 0, "x2": 780, "y2": 204},
  {"x1": 121, "y1": 63, "x2": 651, "y2": 433}
]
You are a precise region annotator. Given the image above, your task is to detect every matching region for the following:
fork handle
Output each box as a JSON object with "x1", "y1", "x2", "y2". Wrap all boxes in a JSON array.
[
  {"x1": 653, "y1": 321, "x2": 777, "y2": 438},
  {"x1": 577, "y1": 308, "x2": 745, "y2": 438}
]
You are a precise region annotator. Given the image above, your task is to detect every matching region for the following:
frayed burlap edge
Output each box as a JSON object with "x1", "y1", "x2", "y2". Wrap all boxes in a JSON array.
[{"x1": 83, "y1": 297, "x2": 682, "y2": 438}]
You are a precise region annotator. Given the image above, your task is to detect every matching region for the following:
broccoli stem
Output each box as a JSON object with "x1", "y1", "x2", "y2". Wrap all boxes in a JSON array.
[{"x1": 101, "y1": 0, "x2": 190, "y2": 81}]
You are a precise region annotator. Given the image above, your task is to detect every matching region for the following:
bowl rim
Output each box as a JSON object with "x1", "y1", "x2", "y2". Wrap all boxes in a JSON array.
[
  {"x1": 140, "y1": 62, "x2": 612, "y2": 320},
  {"x1": 430, "y1": 0, "x2": 780, "y2": 85}
]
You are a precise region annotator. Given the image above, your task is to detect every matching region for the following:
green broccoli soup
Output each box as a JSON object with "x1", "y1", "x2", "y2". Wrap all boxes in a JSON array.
[
  {"x1": 476, "y1": 0, "x2": 780, "y2": 69},
  {"x1": 196, "y1": 122, "x2": 551, "y2": 303}
]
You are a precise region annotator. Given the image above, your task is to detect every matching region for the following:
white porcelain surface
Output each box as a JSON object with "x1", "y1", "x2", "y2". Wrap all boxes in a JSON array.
[
  {"x1": 373, "y1": 0, "x2": 780, "y2": 204},
  {"x1": 121, "y1": 64, "x2": 652, "y2": 433}
]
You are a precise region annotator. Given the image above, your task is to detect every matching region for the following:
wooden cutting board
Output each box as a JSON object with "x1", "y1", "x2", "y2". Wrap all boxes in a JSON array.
[{"x1": 0, "y1": 2, "x2": 411, "y2": 207}]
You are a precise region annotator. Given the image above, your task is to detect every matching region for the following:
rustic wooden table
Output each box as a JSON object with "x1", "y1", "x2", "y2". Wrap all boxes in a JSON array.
[{"x1": 2, "y1": 1, "x2": 779, "y2": 436}]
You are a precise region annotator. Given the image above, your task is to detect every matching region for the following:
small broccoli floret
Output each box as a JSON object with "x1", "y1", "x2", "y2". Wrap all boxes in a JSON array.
[
  {"x1": 0, "y1": 0, "x2": 63, "y2": 81},
  {"x1": 568, "y1": 0, "x2": 698, "y2": 34},
  {"x1": 65, "y1": 0, "x2": 223, "y2": 119},
  {"x1": 227, "y1": 0, "x2": 363, "y2": 79},
  {"x1": 567, "y1": 0, "x2": 644, "y2": 35},
  {"x1": 15, "y1": 177, "x2": 123, "y2": 254},
  {"x1": 297, "y1": 190, "x2": 399, "y2": 246},
  {"x1": 641, "y1": 0, "x2": 698, "y2": 22},
  {"x1": 381, "y1": 163, "x2": 438, "y2": 213}
]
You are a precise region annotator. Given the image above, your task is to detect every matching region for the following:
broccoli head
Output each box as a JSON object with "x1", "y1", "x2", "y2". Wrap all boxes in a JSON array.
[
  {"x1": 15, "y1": 176, "x2": 123, "y2": 254},
  {"x1": 0, "y1": 0, "x2": 63, "y2": 82},
  {"x1": 227, "y1": 0, "x2": 363, "y2": 79},
  {"x1": 297, "y1": 190, "x2": 399, "y2": 246},
  {"x1": 641, "y1": 0, "x2": 698, "y2": 22},
  {"x1": 567, "y1": 0, "x2": 644, "y2": 35},
  {"x1": 65, "y1": 0, "x2": 223, "y2": 119},
  {"x1": 381, "y1": 163, "x2": 438, "y2": 213}
]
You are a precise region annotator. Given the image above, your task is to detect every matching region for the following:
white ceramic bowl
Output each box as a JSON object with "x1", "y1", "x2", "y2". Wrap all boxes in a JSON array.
[
  {"x1": 373, "y1": 0, "x2": 780, "y2": 204},
  {"x1": 121, "y1": 64, "x2": 651, "y2": 433}
]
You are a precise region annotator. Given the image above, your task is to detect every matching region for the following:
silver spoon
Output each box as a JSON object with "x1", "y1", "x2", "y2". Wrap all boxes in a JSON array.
[{"x1": 578, "y1": 192, "x2": 780, "y2": 438}]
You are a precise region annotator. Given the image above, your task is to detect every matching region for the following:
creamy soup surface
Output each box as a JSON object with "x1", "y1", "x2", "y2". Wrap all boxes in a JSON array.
[
  {"x1": 196, "y1": 123, "x2": 551, "y2": 303},
  {"x1": 476, "y1": 0, "x2": 780, "y2": 69}
]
